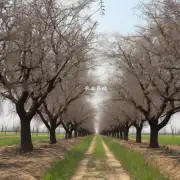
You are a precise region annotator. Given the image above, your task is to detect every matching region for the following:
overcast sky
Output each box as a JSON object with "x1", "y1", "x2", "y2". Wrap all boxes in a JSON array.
[{"x1": 0, "y1": 0, "x2": 179, "y2": 133}]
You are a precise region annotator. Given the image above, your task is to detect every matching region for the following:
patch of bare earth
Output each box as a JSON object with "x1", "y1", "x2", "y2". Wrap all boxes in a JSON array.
[
  {"x1": 71, "y1": 136, "x2": 96, "y2": 180},
  {"x1": 116, "y1": 139, "x2": 180, "y2": 180},
  {"x1": 102, "y1": 141, "x2": 130, "y2": 180},
  {"x1": 0, "y1": 138, "x2": 84, "y2": 180},
  {"x1": 72, "y1": 136, "x2": 130, "y2": 180}
]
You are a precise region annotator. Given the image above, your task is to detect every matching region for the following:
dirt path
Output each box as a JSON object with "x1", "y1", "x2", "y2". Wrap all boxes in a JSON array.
[
  {"x1": 102, "y1": 141, "x2": 130, "y2": 180},
  {"x1": 71, "y1": 136, "x2": 130, "y2": 180},
  {"x1": 71, "y1": 136, "x2": 96, "y2": 180}
]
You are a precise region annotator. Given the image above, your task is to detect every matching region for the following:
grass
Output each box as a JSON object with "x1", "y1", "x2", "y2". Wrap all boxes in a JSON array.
[
  {"x1": 0, "y1": 132, "x2": 18, "y2": 136},
  {"x1": 43, "y1": 135, "x2": 94, "y2": 180},
  {"x1": 103, "y1": 136, "x2": 169, "y2": 180},
  {"x1": 87, "y1": 135, "x2": 106, "y2": 170},
  {"x1": 129, "y1": 135, "x2": 180, "y2": 145},
  {"x1": 0, "y1": 132, "x2": 64, "y2": 137},
  {"x1": 0, "y1": 137, "x2": 20, "y2": 146},
  {"x1": 92, "y1": 135, "x2": 105, "y2": 159},
  {"x1": 0, "y1": 136, "x2": 49, "y2": 147},
  {"x1": 0, "y1": 134, "x2": 64, "y2": 147}
]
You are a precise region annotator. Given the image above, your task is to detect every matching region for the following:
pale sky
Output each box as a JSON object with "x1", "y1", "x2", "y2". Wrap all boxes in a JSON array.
[
  {"x1": 0, "y1": 0, "x2": 179, "y2": 133},
  {"x1": 93, "y1": 0, "x2": 147, "y2": 35}
]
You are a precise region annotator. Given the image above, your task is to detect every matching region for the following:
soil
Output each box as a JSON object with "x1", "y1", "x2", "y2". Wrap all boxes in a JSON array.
[{"x1": 0, "y1": 138, "x2": 83, "y2": 180}]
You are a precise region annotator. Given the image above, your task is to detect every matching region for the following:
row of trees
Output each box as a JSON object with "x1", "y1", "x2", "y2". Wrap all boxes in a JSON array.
[
  {"x1": 0, "y1": 0, "x2": 101, "y2": 152},
  {"x1": 100, "y1": 0, "x2": 180, "y2": 148}
]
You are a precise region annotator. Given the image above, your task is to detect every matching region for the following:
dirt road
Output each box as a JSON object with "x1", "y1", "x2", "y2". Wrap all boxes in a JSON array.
[{"x1": 71, "y1": 136, "x2": 130, "y2": 180}]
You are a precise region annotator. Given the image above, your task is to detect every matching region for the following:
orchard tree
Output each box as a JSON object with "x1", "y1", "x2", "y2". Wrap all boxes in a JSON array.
[
  {"x1": 106, "y1": 28, "x2": 180, "y2": 147},
  {"x1": 37, "y1": 70, "x2": 89, "y2": 143},
  {"x1": 0, "y1": 0, "x2": 101, "y2": 152},
  {"x1": 62, "y1": 96, "x2": 95, "y2": 139}
]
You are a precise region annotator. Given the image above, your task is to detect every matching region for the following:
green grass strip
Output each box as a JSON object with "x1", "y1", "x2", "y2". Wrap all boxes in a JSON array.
[
  {"x1": 0, "y1": 137, "x2": 20, "y2": 147},
  {"x1": 103, "y1": 136, "x2": 169, "y2": 180},
  {"x1": 0, "y1": 136, "x2": 49, "y2": 147},
  {"x1": 129, "y1": 135, "x2": 180, "y2": 145},
  {"x1": 43, "y1": 135, "x2": 94, "y2": 180},
  {"x1": 92, "y1": 135, "x2": 105, "y2": 159},
  {"x1": 0, "y1": 135, "x2": 63, "y2": 147}
]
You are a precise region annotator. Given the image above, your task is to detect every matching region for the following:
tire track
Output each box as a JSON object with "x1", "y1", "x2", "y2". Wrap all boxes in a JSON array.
[{"x1": 71, "y1": 136, "x2": 131, "y2": 180}]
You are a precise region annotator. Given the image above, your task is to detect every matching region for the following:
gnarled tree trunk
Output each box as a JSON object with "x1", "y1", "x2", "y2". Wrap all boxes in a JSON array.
[
  {"x1": 149, "y1": 120, "x2": 159, "y2": 148},
  {"x1": 136, "y1": 127, "x2": 142, "y2": 143},
  {"x1": 123, "y1": 127, "x2": 129, "y2": 141},
  {"x1": 17, "y1": 102, "x2": 33, "y2": 153},
  {"x1": 120, "y1": 130, "x2": 123, "y2": 139},
  {"x1": 65, "y1": 131, "x2": 68, "y2": 139},
  {"x1": 50, "y1": 129, "x2": 57, "y2": 144},
  {"x1": 68, "y1": 130, "x2": 73, "y2": 139},
  {"x1": 74, "y1": 130, "x2": 78, "y2": 138},
  {"x1": 20, "y1": 118, "x2": 33, "y2": 152}
]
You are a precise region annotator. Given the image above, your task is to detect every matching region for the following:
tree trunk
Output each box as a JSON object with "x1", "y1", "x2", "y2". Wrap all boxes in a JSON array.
[
  {"x1": 65, "y1": 131, "x2": 68, "y2": 139},
  {"x1": 20, "y1": 119, "x2": 33, "y2": 152},
  {"x1": 149, "y1": 126, "x2": 159, "y2": 148},
  {"x1": 149, "y1": 123, "x2": 159, "y2": 148},
  {"x1": 74, "y1": 131, "x2": 77, "y2": 138},
  {"x1": 117, "y1": 131, "x2": 120, "y2": 139},
  {"x1": 120, "y1": 130, "x2": 123, "y2": 140},
  {"x1": 68, "y1": 130, "x2": 73, "y2": 139},
  {"x1": 50, "y1": 129, "x2": 57, "y2": 144},
  {"x1": 124, "y1": 128, "x2": 129, "y2": 141},
  {"x1": 113, "y1": 132, "x2": 115, "y2": 137},
  {"x1": 136, "y1": 127, "x2": 142, "y2": 143}
]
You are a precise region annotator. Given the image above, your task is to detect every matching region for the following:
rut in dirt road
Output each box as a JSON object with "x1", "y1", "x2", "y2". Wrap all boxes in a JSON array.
[
  {"x1": 71, "y1": 136, "x2": 130, "y2": 180},
  {"x1": 71, "y1": 136, "x2": 96, "y2": 180},
  {"x1": 102, "y1": 141, "x2": 130, "y2": 180}
]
